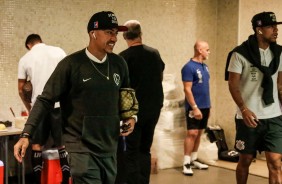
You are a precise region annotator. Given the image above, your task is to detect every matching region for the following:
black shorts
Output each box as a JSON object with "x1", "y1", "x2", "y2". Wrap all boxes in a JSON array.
[
  {"x1": 185, "y1": 108, "x2": 210, "y2": 130},
  {"x1": 235, "y1": 116, "x2": 282, "y2": 154},
  {"x1": 31, "y1": 108, "x2": 63, "y2": 147}
]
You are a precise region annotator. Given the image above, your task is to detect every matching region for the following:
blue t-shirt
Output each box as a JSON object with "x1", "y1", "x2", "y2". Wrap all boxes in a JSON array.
[{"x1": 181, "y1": 59, "x2": 211, "y2": 110}]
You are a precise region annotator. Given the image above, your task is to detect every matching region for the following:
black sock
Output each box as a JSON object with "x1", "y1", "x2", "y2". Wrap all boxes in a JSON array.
[
  {"x1": 58, "y1": 148, "x2": 71, "y2": 184},
  {"x1": 31, "y1": 150, "x2": 43, "y2": 184}
]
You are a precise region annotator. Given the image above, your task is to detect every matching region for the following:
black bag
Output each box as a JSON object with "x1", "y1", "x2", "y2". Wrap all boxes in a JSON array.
[
  {"x1": 206, "y1": 126, "x2": 239, "y2": 162},
  {"x1": 219, "y1": 150, "x2": 240, "y2": 162}
]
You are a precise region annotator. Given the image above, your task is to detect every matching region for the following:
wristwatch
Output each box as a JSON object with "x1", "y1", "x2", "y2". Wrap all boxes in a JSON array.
[{"x1": 19, "y1": 132, "x2": 31, "y2": 139}]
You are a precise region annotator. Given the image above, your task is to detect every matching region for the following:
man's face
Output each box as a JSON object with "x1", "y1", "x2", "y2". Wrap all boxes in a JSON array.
[
  {"x1": 200, "y1": 44, "x2": 210, "y2": 60},
  {"x1": 260, "y1": 25, "x2": 278, "y2": 43},
  {"x1": 95, "y1": 28, "x2": 118, "y2": 53}
]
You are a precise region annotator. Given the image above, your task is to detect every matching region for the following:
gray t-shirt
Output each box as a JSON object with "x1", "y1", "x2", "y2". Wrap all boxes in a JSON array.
[{"x1": 228, "y1": 47, "x2": 282, "y2": 119}]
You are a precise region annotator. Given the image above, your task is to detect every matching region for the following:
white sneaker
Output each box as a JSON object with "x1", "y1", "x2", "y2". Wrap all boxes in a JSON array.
[
  {"x1": 191, "y1": 160, "x2": 209, "y2": 169},
  {"x1": 183, "y1": 163, "x2": 193, "y2": 176}
]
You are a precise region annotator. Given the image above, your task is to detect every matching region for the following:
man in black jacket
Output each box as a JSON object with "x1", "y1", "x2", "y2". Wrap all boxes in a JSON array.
[{"x1": 14, "y1": 11, "x2": 136, "y2": 184}]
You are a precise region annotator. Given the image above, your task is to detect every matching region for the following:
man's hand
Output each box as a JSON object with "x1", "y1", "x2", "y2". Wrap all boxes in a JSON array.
[
  {"x1": 193, "y1": 108, "x2": 203, "y2": 120},
  {"x1": 241, "y1": 108, "x2": 259, "y2": 128},
  {"x1": 120, "y1": 118, "x2": 136, "y2": 136},
  {"x1": 14, "y1": 138, "x2": 30, "y2": 163}
]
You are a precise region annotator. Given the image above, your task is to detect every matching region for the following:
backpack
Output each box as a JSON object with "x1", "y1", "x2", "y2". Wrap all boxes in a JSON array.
[{"x1": 206, "y1": 126, "x2": 239, "y2": 162}]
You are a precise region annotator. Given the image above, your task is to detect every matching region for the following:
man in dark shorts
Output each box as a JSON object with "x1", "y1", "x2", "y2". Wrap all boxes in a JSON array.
[
  {"x1": 17, "y1": 34, "x2": 70, "y2": 184},
  {"x1": 181, "y1": 41, "x2": 211, "y2": 176},
  {"x1": 227, "y1": 11, "x2": 282, "y2": 184}
]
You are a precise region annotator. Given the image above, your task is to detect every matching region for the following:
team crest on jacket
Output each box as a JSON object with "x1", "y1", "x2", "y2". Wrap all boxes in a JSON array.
[{"x1": 113, "y1": 73, "x2": 120, "y2": 86}]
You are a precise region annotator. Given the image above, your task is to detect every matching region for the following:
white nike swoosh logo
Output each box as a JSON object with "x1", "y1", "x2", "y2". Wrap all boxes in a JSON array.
[{"x1": 83, "y1": 78, "x2": 91, "y2": 82}]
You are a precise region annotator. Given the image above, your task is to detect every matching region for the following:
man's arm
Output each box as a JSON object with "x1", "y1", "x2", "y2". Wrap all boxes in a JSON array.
[
  {"x1": 18, "y1": 79, "x2": 31, "y2": 112},
  {"x1": 228, "y1": 72, "x2": 258, "y2": 127},
  {"x1": 14, "y1": 134, "x2": 30, "y2": 163},
  {"x1": 183, "y1": 81, "x2": 202, "y2": 120},
  {"x1": 228, "y1": 72, "x2": 245, "y2": 111},
  {"x1": 277, "y1": 71, "x2": 282, "y2": 104},
  {"x1": 15, "y1": 57, "x2": 70, "y2": 162}
]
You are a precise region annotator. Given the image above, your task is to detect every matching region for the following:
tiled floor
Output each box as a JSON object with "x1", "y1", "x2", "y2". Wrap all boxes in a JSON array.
[{"x1": 150, "y1": 166, "x2": 268, "y2": 184}]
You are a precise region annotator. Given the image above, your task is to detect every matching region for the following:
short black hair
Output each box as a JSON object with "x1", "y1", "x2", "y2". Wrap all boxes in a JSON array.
[{"x1": 25, "y1": 34, "x2": 42, "y2": 49}]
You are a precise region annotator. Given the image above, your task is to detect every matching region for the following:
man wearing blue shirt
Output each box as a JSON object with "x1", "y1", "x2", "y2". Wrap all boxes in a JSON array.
[{"x1": 181, "y1": 41, "x2": 211, "y2": 176}]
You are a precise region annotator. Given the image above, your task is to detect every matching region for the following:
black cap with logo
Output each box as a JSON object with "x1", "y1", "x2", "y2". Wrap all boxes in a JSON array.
[
  {"x1": 87, "y1": 11, "x2": 128, "y2": 32},
  {"x1": 252, "y1": 12, "x2": 282, "y2": 28}
]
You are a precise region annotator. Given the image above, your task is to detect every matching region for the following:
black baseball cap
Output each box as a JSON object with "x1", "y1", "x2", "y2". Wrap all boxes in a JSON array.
[
  {"x1": 87, "y1": 11, "x2": 128, "y2": 32},
  {"x1": 252, "y1": 12, "x2": 282, "y2": 28}
]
